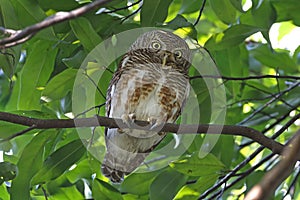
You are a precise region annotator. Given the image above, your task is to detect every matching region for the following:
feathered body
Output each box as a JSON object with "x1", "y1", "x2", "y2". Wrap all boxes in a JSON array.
[{"x1": 101, "y1": 30, "x2": 191, "y2": 182}]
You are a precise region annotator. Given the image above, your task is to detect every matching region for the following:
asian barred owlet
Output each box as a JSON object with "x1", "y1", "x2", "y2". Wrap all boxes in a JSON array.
[{"x1": 101, "y1": 30, "x2": 191, "y2": 182}]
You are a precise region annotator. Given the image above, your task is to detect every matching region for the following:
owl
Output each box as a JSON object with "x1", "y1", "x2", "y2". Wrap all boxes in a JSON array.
[{"x1": 101, "y1": 30, "x2": 191, "y2": 182}]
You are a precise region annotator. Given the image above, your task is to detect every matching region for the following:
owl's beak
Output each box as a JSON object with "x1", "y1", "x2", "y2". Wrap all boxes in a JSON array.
[{"x1": 161, "y1": 53, "x2": 171, "y2": 69}]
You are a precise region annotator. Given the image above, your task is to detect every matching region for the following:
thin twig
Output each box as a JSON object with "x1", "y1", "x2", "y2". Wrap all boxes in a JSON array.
[
  {"x1": 74, "y1": 103, "x2": 106, "y2": 118},
  {"x1": 41, "y1": 186, "x2": 48, "y2": 200},
  {"x1": 1, "y1": 124, "x2": 37, "y2": 142},
  {"x1": 0, "y1": 0, "x2": 112, "y2": 48},
  {"x1": 193, "y1": 0, "x2": 207, "y2": 26},
  {"x1": 121, "y1": 5, "x2": 142, "y2": 22},
  {"x1": 83, "y1": 72, "x2": 106, "y2": 99},
  {"x1": 243, "y1": 81, "x2": 299, "y2": 111},
  {"x1": 240, "y1": 101, "x2": 300, "y2": 148},
  {"x1": 206, "y1": 153, "x2": 276, "y2": 200},
  {"x1": 190, "y1": 74, "x2": 300, "y2": 80},
  {"x1": 101, "y1": 0, "x2": 142, "y2": 14},
  {"x1": 238, "y1": 81, "x2": 300, "y2": 125}
]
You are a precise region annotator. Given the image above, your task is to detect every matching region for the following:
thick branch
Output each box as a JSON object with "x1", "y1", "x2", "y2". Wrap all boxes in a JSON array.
[
  {"x1": 245, "y1": 129, "x2": 300, "y2": 200},
  {"x1": 0, "y1": 111, "x2": 284, "y2": 154},
  {"x1": 0, "y1": 0, "x2": 112, "y2": 48}
]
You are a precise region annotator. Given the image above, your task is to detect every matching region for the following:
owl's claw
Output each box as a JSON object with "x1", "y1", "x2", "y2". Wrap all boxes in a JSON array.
[
  {"x1": 121, "y1": 113, "x2": 136, "y2": 128},
  {"x1": 148, "y1": 115, "x2": 167, "y2": 132}
]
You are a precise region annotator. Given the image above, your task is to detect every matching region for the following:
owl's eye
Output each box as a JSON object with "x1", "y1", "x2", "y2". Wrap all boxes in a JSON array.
[
  {"x1": 151, "y1": 42, "x2": 161, "y2": 50},
  {"x1": 174, "y1": 50, "x2": 182, "y2": 59}
]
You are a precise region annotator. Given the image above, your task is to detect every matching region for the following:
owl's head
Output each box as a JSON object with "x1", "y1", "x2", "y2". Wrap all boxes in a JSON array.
[{"x1": 129, "y1": 30, "x2": 192, "y2": 74}]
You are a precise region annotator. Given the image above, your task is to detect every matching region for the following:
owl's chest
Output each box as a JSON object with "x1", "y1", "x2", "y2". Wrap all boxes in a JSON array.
[{"x1": 109, "y1": 68, "x2": 178, "y2": 119}]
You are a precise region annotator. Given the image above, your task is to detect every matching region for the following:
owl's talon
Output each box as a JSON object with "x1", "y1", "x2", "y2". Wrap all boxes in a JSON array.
[
  {"x1": 117, "y1": 128, "x2": 125, "y2": 134},
  {"x1": 149, "y1": 119, "x2": 164, "y2": 131},
  {"x1": 158, "y1": 132, "x2": 166, "y2": 136},
  {"x1": 149, "y1": 114, "x2": 168, "y2": 131},
  {"x1": 121, "y1": 113, "x2": 136, "y2": 128}
]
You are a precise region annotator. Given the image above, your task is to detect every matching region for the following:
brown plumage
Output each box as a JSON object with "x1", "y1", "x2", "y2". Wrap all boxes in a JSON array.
[{"x1": 101, "y1": 30, "x2": 192, "y2": 182}]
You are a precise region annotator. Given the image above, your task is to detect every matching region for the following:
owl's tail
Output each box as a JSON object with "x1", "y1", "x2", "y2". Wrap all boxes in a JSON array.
[
  {"x1": 101, "y1": 162, "x2": 125, "y2": 183},
  {"x1": 101, "y1": 151, "x2": 148, "y2": 183}
]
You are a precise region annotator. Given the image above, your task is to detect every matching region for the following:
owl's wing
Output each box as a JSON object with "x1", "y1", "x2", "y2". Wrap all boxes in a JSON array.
[{"x1": 105, "y1": 54, "x2": 130, "y2": 117}]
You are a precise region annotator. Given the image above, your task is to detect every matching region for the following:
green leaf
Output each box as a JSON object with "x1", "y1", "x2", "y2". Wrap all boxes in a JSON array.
[
  {"x1": 179, "y1": 0, "x2": 204, "y2": 14},
  {"x1": 169, "y1": 153, "x2": 225, "y2": 176},
  {"x1": 62, "y1": 50, "x2": 87, "y2": 68},
  {"x1": 245, "y1": 170, "x2": 265, "y2": 192},
  {"x1": 251, "y1": 44, "x2": 298, "y2": 72},
  {"x1": 10, "y1": 130, "x2": 55, "y2": 200},
  {"x1": 8, "y1": 0, "x2": 55, "y2": 39},
  {"x1": 15, "y1": 40, "x2": 57, "y2": 110},
  {"x1": 70, "y1": 17, "x2": 102, "y2": 51},
  {"x1": 205, "y1": 24, "x2": 261, "y2": 50},
  {"x1": 229, "y1": 0, "x2": 244, "y2": 13},
  {"x1": 31, "y1": 139, "x2": 86, "y2": 185},
  {"x1": 0, "y1": 0, "x2": 19, "y2": 29},
  {"x1": 47, "y1": 185, "x2": 84, "y2": 199},
  {"x1": 149, "y1": 169, "x2": 188, "y2": 200},
  {"x1": 42, "y1": 68, "x2": 78, "y2": 101},
  {"x1": 0, "y1": 162, "x2": 17, "y2": 184},
  {"x1": 165, "y1": 15, "x2": 198, "y2": 40},
  {"x1": 65, "y1": 159, "x2": 93, "y2": 183},
  {"x1": 174, "y1": 174, "x2": 218, "y2": 199},
  {"x1": 0, "y1": 110, "x2": 57, "y2": 140},
  {"x1": 239, "y1": 0, "x2": 277, "y2": 38},
  {"x1": 120, "y1": 170, "x2": 161, "y2": 195},
  {"x1": 37, "y1": 0, "x2": 79, "y2": 10},
  {"x1": 0, "y1": 47, "x2": 21, "y2": 79},
  {"x1": 271, "y1": 0, "x2": 300, "y2": 26},
  {"x1": 209, "y1": 0, "x2": 237, "y2": 24},
  {"x1": 167, "y1": 14, "x2": 193, "y2": 29},
  {"x1": 92, "y1": 179, "x2": 123, "y2": 200},
  {"x1": 141, "y1": 0, "x2": 173, "y2": 26},
  {"x1": 209, "y1": 45, "x2": 248, "y2": 97},
  {"x1": 211, "y1": 135, "x2": 235, "y2": 167},
  {"x1": 0, "y1": 184, "x2": 10, "y2": 200}
]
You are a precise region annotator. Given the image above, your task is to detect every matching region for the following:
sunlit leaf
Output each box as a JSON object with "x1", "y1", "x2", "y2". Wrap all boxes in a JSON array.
[{"x1": 0, "y1": 184, "x2": 9, "y2": 200}]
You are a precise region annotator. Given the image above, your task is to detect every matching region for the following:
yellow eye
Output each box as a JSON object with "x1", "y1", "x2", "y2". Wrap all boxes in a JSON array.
[
  {"x1": 174, "y1": 50, "x2": 182, "y2": 59},
  {"x1": 151, "y1": 42, "x2": 161, "y2": 49}
]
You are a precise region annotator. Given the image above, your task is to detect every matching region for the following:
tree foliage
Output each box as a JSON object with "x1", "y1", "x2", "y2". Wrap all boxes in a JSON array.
[{"x1": 0, "y1": 0, "x2": 299, "y2": 199}]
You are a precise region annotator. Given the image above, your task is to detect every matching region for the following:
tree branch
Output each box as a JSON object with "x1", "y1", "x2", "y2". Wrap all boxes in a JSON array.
[
  {"x1": 190, "y1": 74, "x2": 300, "y2": 81},
  {"x1": 0, "y1": 111, "x2": 284, "y2": 155},
  {"x1": 245, "y1": 129, "x2": 300, "y2": 200},
  {"x1": 0, "y1": 0, "x2": 112, "y2": 48}
]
